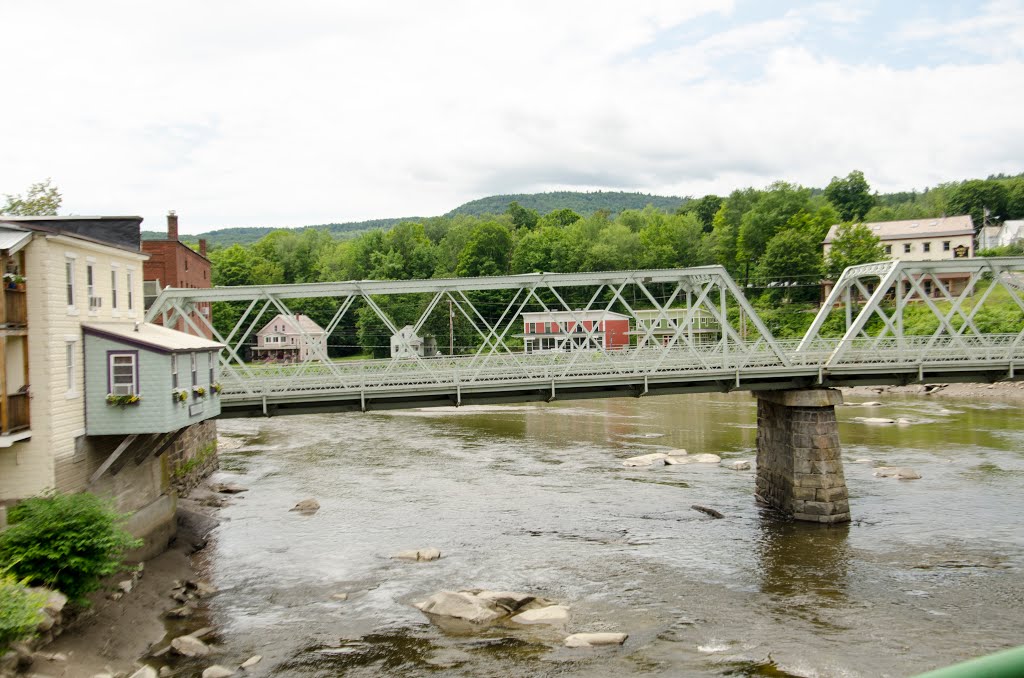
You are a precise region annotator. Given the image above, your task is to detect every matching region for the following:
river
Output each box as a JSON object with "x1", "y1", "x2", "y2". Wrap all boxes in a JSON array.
[{"x1": 196, "y1": 392, "x2": 1024, "y2": 677}]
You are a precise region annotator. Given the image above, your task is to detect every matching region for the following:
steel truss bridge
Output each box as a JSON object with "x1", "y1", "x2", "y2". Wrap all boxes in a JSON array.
[{"x1": 146, "y1": 258, "x2": 1024, "y2": 418}]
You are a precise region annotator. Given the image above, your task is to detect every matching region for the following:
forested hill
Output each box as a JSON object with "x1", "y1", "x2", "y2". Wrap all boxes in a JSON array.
[
  {"x1": 140, "y1": 190, "x2": 688, "y2": 247},
  {"x1": 141, "y1": 216, "x2": 421, "y2": 248},
  {"x1": 446, "y1": 191, "x2": 686, "y2": 217}
]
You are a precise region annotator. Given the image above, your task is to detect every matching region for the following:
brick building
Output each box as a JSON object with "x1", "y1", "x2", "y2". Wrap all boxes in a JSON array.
[{"x1": 142, "y1": 211, "x2": 212, "y2": 337}]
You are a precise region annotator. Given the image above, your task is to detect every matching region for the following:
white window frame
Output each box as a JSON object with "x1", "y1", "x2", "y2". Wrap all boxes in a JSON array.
[
  {"x1": 171, "y1": 354, "x2": 179, "y2": 389},
  {"x1": 109, "y1": 353, "x2": 137, "y2": 396},
  {"x1": 65, "y1": 254, "x2": 77, "y2": 313},
  {"x1": 110, "y1": 266, "x2": 119, "y2": 313},
  {"x1": 126, "y1": 268, "x2": 135, "y2": 311},
  {"x1": 190, "y1": 352, "x2": 198, "y2": 386},
  {"x1": 65, "y1": 340, "x2": 78, "y2": 398},
  {"x1": 208, "y1": 353, "x2": 215, "y2": 386},
  {"x1": 86, "y1": 261, "x2": 98, "y2": 312}
]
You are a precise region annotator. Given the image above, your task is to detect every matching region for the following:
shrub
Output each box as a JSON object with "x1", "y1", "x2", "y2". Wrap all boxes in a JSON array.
[
  {"x1": 0, "y1": 574, "x2": 44, "y2": 652},
  {"x1": 0, "y1": 493, "x2": 141, "y2": 604}
]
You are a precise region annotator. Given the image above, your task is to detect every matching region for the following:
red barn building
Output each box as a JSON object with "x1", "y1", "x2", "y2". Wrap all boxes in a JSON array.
[
  {"x1": 520, "y1": 310, "x2": 630, "y2": 353},
  {"x1": 142, "y1": 211, "x2": 212, "y2": 338}
]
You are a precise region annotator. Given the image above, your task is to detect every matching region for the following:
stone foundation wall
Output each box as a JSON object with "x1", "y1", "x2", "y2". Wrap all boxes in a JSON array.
[
  {"x1": 755, "y1": 389, "x2": 850, "y2": 524},
  {"x1": 167, "y1": 420, "x2": 219, "y2": 495}
]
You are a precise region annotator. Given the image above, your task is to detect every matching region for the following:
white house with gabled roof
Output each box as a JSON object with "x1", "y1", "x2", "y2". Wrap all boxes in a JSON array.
[{"x1": 253, "y1": 313, "x2": 328, "y2": 362}]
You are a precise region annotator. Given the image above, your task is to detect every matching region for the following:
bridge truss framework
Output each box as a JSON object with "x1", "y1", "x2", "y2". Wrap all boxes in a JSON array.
[{"x1": 146, "y1": 258, "x2": 1024, "y2": 417}]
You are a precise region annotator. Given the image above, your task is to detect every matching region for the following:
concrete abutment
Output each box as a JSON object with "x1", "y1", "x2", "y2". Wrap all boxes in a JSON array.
[{"x1": 755, "y1": 389, "x2": 850, "y2": 524}]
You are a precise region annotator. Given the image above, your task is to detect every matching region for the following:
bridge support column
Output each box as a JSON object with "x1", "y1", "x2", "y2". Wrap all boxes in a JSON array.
[{"x1": 755, "y1": 389, "x2": 850, "y2": 524}]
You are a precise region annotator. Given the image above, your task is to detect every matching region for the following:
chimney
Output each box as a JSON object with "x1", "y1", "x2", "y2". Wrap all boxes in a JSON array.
[
  {"x1": 199, "y1": 238, "x2": 207, "y2": 257},
  {"x1": 167, "y1": 210, "x2": 179, "y2": 241}
]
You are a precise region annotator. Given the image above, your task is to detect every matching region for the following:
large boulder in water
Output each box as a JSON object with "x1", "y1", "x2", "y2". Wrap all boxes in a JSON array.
[
  {"x1": 414, "y1": 589, "x2": 562, "y2": 625},
  {"x1": 414, "y1": 591, "x2": 507, "y2": 624}
]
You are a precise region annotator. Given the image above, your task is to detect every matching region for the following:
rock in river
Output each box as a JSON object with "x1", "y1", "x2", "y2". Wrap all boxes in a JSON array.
[
  {"x1": 874, "y1": 467, "x2": 922, "y2": 480},
  {"x1": 202, "y1": 666, "x2": 235, "y2": 678},
  {"x1": 392, "y1": 547, "x2": 442, "y2": 561},
  {"x1": 622, "y1": 453, "x2": 669, "y2": 467},
  {"x1": 171, "y1": 634, "x2": 210, "y2": 658},
  {"x1": 414, "y1": 589, "x2": 562, "y2": 626},
  {"x1": 414, "y1": 591, "x2": 507, "y2": 624},
  {"x1": 511, "y1": 604, "x2": 569, "y2": 625},
  {"x1": 666, "y1": 453, "x2": 721, "y2": 465},
  {"x1": 290, "y1": 498, "x2": 320, "y2": 514},
  {"x1": 564, "y1": 632, "x2": 628, "y2": 647},
  {"x1": 726, "y1": 460, "x2": 751, "y2": 470}
]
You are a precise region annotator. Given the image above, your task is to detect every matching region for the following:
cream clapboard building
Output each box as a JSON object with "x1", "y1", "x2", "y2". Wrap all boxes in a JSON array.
[
  {"x1": 822, "y1": 215, "x2": 976, "y2": 296},
  {"x1": 0, "y1": 217, "x2": 221, "y2": 558}
]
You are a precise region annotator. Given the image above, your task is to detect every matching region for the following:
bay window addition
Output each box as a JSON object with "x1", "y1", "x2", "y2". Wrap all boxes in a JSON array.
[{"x1": 109, "y1": 353, "x2": 137, "y2": 395}]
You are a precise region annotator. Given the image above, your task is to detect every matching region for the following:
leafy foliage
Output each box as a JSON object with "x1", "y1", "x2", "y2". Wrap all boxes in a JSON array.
[
  {"x1": 824, "y1": 223, "x2": 888, "y2": 280},
  {"x1": 0, "y1": 575, "x2": 45, "y2": 651},
  {"x1": 824, "y1": 170, "x2": 874, "y2": 221},
  {"x1": 0, "y1": 493, "x2": 141, "y2": 604},
  {"x1": 2, "y1": 179, "x2": 61, "y2": 216}
]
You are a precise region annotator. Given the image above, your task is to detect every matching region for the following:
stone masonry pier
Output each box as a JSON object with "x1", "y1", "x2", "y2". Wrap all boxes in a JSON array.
[{"x1": 755, "y1": 389, "x2": 850, "y2": 524}]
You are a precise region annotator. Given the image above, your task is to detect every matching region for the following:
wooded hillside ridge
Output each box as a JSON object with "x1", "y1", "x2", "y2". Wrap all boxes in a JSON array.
[{"x1": 140, "y1": 172, "x2": 1024, "y2": 249}]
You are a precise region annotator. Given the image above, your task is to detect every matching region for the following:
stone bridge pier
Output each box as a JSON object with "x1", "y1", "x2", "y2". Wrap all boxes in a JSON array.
[{"x1": 755, "y1": 389, "x2": 850, "y2": 524}]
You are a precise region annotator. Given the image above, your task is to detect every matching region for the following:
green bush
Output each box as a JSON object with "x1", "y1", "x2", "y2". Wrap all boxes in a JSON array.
[
  {"x1": 0, "y1": 493, "x2": 141, "y2": 604},
  {"x1": 0, "y1": 574, "x2": 45, "y2": 652}
]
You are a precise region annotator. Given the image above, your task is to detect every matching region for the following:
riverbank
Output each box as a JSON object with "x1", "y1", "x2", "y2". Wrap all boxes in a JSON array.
[
  {"x1": 28, "y1": 385, "x2": 1024, "y2": 675},
  {"x1": 842, "y1": 380, "x2": 1024, "y2": 402},
  {"x1": 26, "y1": 485, "x2": 225, "y2": 678}
]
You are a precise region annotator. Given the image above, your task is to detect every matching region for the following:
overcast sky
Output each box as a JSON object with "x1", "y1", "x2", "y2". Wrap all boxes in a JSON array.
[{"x1": 2, "y1": 0, "x2": 1023, "y2": 235}]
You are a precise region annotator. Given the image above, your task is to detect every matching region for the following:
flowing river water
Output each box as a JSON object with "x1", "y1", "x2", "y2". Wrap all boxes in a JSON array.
[{"x1": 193, "y1": 392, "x2": 1024, "y2": 677}]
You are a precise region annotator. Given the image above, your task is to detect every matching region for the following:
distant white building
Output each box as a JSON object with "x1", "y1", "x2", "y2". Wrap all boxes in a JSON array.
[
  {"x1": 391, "y1": 325, "x2": 437, "y2": 358},
  {"x1": 979, "y1": 220, "x2": 1024, "y2": 250}
]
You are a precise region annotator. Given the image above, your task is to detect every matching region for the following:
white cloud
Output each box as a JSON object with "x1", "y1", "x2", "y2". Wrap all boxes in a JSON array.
[
  {"x1": 893, "y1": 0, "x2": 1024, "y2": 59},
  {"x1": 0, "y1": 1, "x2": 1022, "y2": 234}
]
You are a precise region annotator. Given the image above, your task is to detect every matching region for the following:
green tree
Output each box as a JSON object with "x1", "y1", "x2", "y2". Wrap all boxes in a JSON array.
[
  {"x1": 1003, "y1": 178, "x2": 1024, "y2": 220},
  {"x1": 824, "y1": 170, "x2": 874, "y2": 221},
  {"x1": 755, "y1": 228, "x2": 823, "y2": 303},
  {"x1": 2, "y1": 179, "x2": 61, "y2": 216},
  {"x1": 823, "y1": 222, "x2": 887, "y2": 280},
  {"x1": 737, "y1": 182, "x2": 811, "y2": 275},
  {"x1": 706, "y1": 189, "x2": 756, "y2": 274},
  {"x1": 638, "y1": 212, "x2": 705, "y2": 269},
  {"x1": 506, "y1": 201, "x2": 539, "y2": 230},
  {"x1": 678, "y1": 194, "x2": 723, "y2": 232},
  {"x1": 456, "y1": 222, "x2": 514, "y2": 277},
  {"x1": 947, "y1": 179, "x2": 1009, "y2": 228},
  {"x1": 511, "y1": 225, "x2": 571, "y2": 273},
  {"x1": 540, "y1": 208, "x2": 582, "y2": 228},
  {"x1": 210, "y1": 244, "x2": 256, "y2": 286}
]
